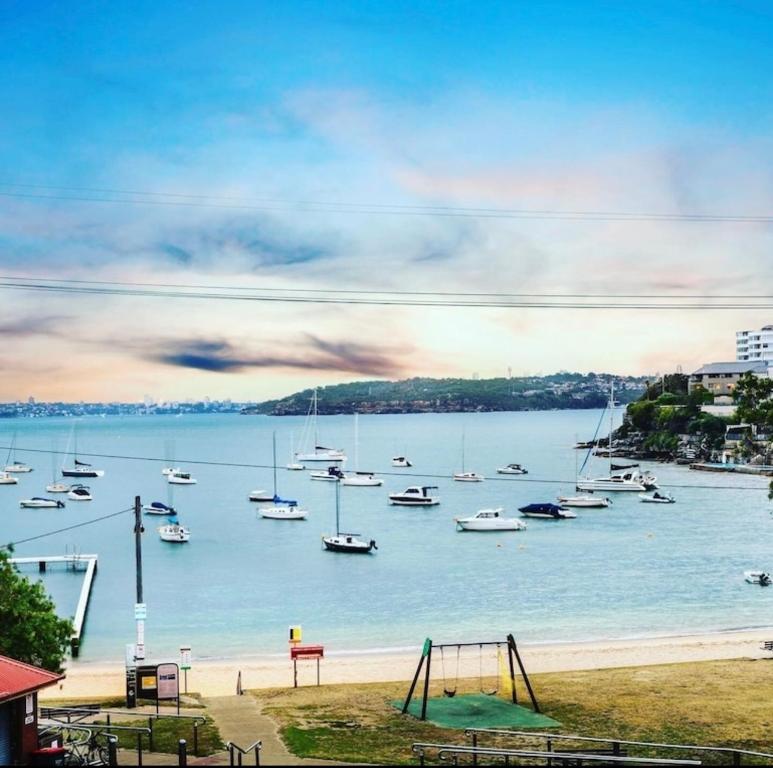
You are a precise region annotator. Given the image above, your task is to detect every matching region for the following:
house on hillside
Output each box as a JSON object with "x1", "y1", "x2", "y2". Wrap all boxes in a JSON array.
[{"x1": 688, "y1": 361, "x2": 770, "y2": 398}]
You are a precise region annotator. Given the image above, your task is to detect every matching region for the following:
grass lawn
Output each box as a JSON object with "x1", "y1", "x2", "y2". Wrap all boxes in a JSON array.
[
  {"x1": 253, "y1": 658, "x2": 773, "y2": 765},
  {"x1": 96, "y1": 715, "x2": 224, "y2": 756}
]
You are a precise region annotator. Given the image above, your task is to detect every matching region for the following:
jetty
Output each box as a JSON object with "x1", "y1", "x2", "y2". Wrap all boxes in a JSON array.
[
  {"x1": 10, "y1": 554, "x2": 98, "y2": 657},
  {"x1": 689, "y1": 462, "x2": 773, "y2": 477}
]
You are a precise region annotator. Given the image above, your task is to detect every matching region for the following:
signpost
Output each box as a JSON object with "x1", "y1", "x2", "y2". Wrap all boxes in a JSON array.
[
  {"x1": 180, "y1": 646, "x2": 191, "y2": 694},
  {"x1": 290, "y1": 645, "x2": 324, "y2": 688},
  {"x1": 136, "y1": 662, "x2": 181, "y2": 713}
]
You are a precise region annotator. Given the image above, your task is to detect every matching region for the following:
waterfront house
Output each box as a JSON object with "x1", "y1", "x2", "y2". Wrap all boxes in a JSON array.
[
  {"x1": 688, "y1": 361, "x2": 769, "y2": 397},
  {"x1": 0, "y1": 655, "x2": 64, "y2": 764}
]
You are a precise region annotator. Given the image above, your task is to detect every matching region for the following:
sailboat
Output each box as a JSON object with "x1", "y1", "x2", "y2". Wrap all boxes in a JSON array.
[
  {"x1": 4, "y1": 434, "x2": 32, "y2": 473},
  {"x1": 576, "y1": 381, "x2": 657, "y2": 492},
  {"x1": 453, "y1": 431, "x2": 484, "y2": 482},
  {"x1": 158, "y1": 516, "x2": 191, "y2": 543},
  {"x1": 558, "y1": 437, "x2": 610, "y2": 507},
  {"x1": 295, "y1": 389, "x2": 346, "y2": 463},
  {"x1": 342, "y1": 413, "x2": 383, "y2": 486},
  {"x1": 46, "y1": 439, "x2": 70, "y2": 493},
  {"x1": 286, "y1": 433, "x2": 305, "y2": 470},
  {"x1": 322, "y1": 480, "x2": 376, "y2": 553},
  {"x1": 258, "y1": 432, "x2": 308, "y2": 520},
  {"x1": 61, "y1": 424, "x2": 105, "y2": 478}
]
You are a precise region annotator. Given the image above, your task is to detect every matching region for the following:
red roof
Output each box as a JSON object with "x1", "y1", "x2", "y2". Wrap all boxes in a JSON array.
[{"x1": 0, "y1": 655, "x2": 64, "y2": 703}]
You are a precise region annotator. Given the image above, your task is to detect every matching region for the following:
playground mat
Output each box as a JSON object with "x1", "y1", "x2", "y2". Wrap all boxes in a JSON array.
[{"x1": 392, "y1": 694, "x2": 561, "y2": 730}]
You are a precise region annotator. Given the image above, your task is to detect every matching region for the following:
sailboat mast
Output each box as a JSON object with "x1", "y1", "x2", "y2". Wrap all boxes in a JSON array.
[
  {"x1": 272, "y1": 431, "x2": 278, "y2": 496},
  {"x1": 335, "y1": 477, "x2": 341, "y2": 535},
  {"x1": 609, "y1": 380, "x2": 614, "y2": 475},
  {"x1": 461, "y1": 431, "x2": 465, "y2": 473},
  {"x1": 354, "y1": 412, "x2": 359, "y2": 471},
  {"x1": 313, "y1": 389, "x2": 319, "y2": 449}
]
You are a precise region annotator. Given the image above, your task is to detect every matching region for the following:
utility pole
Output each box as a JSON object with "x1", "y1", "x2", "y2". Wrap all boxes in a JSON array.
[{"x1": 126, "y1": 495, "x2": 144, "y2": 708}]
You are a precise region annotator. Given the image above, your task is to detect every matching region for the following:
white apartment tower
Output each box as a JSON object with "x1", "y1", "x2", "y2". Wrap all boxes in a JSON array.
[{"x1": 736, "y1": 325, "x2": 773, "y2": 363}]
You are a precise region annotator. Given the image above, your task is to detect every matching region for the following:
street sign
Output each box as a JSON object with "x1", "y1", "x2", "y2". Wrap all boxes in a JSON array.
[
  {"x1": 180, "y1": 646, "x2": 192, "y2": 671},
  {"x1": 134, "y1": 603, "x2": 147, "y2": 620}
]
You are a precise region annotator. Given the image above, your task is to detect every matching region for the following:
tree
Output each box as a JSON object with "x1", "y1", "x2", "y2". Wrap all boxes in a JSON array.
[{"x1": 0, "y1": 550, "x2": 73, "y2": 671}]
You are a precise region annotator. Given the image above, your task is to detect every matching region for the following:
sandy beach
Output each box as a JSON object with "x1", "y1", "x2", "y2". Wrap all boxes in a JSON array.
[{"x1": 41, "y1": 628, "x2": 773, "y2": 700}]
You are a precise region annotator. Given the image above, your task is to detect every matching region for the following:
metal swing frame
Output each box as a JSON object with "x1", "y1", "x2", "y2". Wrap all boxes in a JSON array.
[{"x1": 401, "y1": 633, "x2": 541, "y2": 721}]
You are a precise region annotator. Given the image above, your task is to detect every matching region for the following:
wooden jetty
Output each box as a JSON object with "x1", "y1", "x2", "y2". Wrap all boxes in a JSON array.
[{"x1": 10, "y1": 554, "x2": 98, "y2": 657}]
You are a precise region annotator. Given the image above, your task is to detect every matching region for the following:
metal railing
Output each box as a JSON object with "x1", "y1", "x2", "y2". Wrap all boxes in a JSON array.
[
  {"x1": 226, "y1": 739, "x2": 263, "y2": 766},
  {"x1": 39, "y1": 721, "x2": 151, "y2": 766},
  {"x1": 464, "y1": 729, "x2": 773, "y2": 767},
  {"x1": 412, "y1": 742, "x2": 700, "y2": 766}
]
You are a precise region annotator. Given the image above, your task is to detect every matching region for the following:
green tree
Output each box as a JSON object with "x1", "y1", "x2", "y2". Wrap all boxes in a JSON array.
[{"x1": 0, "y1": 550, "x2": 73, "y2": 671}]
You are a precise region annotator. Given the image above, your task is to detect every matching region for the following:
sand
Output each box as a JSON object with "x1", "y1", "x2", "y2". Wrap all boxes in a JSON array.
[{"x1": 40, "y1": 628, "x2": 773, "y2": 700}]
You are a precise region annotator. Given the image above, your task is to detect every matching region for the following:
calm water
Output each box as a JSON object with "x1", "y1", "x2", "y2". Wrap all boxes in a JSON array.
[{"x1": 1, "y1": 410, "x2": 772, "y2": 664}]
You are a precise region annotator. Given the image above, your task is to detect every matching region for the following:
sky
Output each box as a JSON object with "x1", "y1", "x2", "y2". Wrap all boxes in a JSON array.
[{"x1": 0, "y1": 0, "x2": 771, "y2": 401}]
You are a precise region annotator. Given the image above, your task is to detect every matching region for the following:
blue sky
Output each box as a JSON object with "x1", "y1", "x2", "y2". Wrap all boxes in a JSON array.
[{"x1": 0, "y1": 1, "x2": 771, "y2": 400}]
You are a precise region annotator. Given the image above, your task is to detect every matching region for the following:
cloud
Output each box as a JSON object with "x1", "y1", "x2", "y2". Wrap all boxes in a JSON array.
[
  {"x1": 0, "y1": 314, "x2": 68, "y2": 338},
  {"x1": 145, "y1": 335, "x2": 410, "y2": 377}
]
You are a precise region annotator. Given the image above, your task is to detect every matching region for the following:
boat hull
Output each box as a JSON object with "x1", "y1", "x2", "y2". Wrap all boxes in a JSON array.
[
  {"x1": 46, "y1": 483, "x2": 71, "y2": 493},
  {"x1": 453, "y1": 473, "x2": 484, "y2": 482},
  {"x1": 388, "y1": 497, "x2": 439, "y2": 506},
  {"x1": 497, "y1": 468, "x2": 527, "y2": 475},
  {"x1": 20, "y1": 500, "x2": 64, "y2": 508},
  {"x1": 576, "y1": 479, "x2": 647, "y2": 492},
  {"x1": 168, "y1": 477, "x2": 197, "y2": 485},
  {"x1": 341, "y1": 475, "x2": 383, "y2": 486},
  {"x1": 296, "y1": 453, "x2": 345, "y2": 463},
  {"x1": 456, "y1": 519, "x2": 525, "y2": 531},
  {"x1": 62, "y1": 469, "x2": 105, "y2": 478},
  {"x1": 322, "y1": 536, "x2": 375, "y2": 553},
  {"x1": 0, "y1": 474, "x2": 19, "y2": 485},
  {"x1": 5, "y1": 465, "x2": 33, "y2": 473},
  {"x1": 558, "y1": 496, "x2": 610, "y2": 508},
  {"x1": 260, "y1": 507, "x2": 308, "y2": 520}
]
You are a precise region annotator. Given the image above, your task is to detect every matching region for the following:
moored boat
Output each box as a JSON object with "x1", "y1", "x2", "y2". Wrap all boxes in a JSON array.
[
  {"x1": 558, "y1": 494, "x2": 611, "y2": 508},
  {"x1": 143, "y1": 501, "x2": 177, "y2": 515},
  {"x1": 0, "y1": 472, "x2": 19, "y2": 485},
  {"x1": 745, "y1": 570, "x2": 771, "y2": 586},
  {"x1": 311, "y1": 466, "x2": 345, "y2": 482},
  {"x1": 259, "y1": 503, "x2": 308, "y2": 520},
  {"x1": 519, "y1": 503, "x2": 576, "y2": 519},
  {"x1": 341, "y1": 471, "x2": 384, "y2": 486},
  {"x1": 455, "y1": 508, "x2": 526, "y2": 532},
  {"x1": 639, "y1": 492, "x2": 675, "y2": 504},
  {"x1": 46, "y1": 482, "x2": 71, "y2": 493},
  {"x1": 497, "y1": 463, "x2": 528, "y2": 475},
  {"x1": 388, "y1": 485, "x2": 440, "y2": 506},
  {"x1": 168, "y1": 471, "x2": 197, "y2": 485},
  {"x1": 453, "y1": 471, "x2": 485, "y2": 482},
  {"x1": 391, "y1": 456, "x2": 412, "y2": 467},
  {"x1": 322, "y1": 481, "x2": 376, "y2": 553},
  {"x1": 68, "y1": 484, "x2": 92, "y2": 501},
  {"x1": 295, "y1": 389, "x2": 346, "y2": 463},
  {"x1": 20, "y1": 497, "x2": 65, "y2": 509},
  {"x1": 158, "y1": 521, "x2": 191, "y2": 543},
  {"x1": 5, "y1": 462, "x2": 32, "y2": 473}
]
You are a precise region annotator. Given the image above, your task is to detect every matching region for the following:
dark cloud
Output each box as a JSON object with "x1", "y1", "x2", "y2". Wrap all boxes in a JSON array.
[
  {"x1": 159, "y1": 243, "x2": 194, "y2": 264},
  {"x1": 147, "y1": 336, "x2": 407, "y2": 377},
  {"x1": 0, "y1": 315, "x2": 68, "y2": 338}
]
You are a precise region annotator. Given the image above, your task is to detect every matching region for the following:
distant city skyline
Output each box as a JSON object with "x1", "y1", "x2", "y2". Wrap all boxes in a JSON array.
[{"x1": 1, "y1": 1, "x2": 771, "y2": 400}]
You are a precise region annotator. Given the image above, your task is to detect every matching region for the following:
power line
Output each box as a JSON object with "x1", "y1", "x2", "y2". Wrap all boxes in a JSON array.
[
  {"x1": 1, "y1": 507, "x2": 133, "y2": 551},
  {"x1": 0, "y1": 185, "x2": 770, "y2": 223},
  {"x1": 1, "y1": 279, "x2": 772, "y2": 309},
  {"x1": 1, "y1": 444, "x2": 767, "y2": 492}
]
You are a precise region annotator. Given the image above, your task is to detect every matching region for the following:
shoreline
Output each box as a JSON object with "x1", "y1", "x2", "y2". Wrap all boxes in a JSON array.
[{"x1": 43, "y1": 627, "x2": 773, "y2": 700}]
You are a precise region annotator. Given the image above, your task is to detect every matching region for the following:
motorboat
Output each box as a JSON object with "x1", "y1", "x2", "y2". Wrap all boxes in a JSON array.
[
  {"x1": 162, "y1": 467, "x2": 182, "y2": 476},
  {"x1": 340, "y1": 413, "x2": 383, "y2": 486},
  {"x1": 0, "y1": 472, "x2": 19, "y2": 485},
  {"x1": 310, "y1": 466, "x2": 345, "y2": 482},
  {"x1": 20, "y1": 497, "x2": 65, "y2": 509},
  {"x1": 576, "y1": 469, "x2": 657, "y2": 492},
  {"x1": 455, "y1": 508, "x2": 526, "y2": 532},
  {"x1": 158, "y1": 521, "x2": 191, "y2": 543},
  {"x1": 392, "y1": 456, "x2": 412, "y2": 467},
  {"x1": 639, "y1": 492, "x2": 675, "y2": 504},
  {"x1": 68, "y1": 485, "x2": 92, "y2": 501},
  {"x1": 287, "y1": 462, "x2": 305, "y2": 471},
  {"x1": 322, "y1": 481, "x2": 376, "y2": 553},
  {"x1": 558, "y1": 494, "x2": 611, "y2": 508},
  {"x1": 453, "y1": 471, "x2": 485, "y2": 482},
  {"x1": 259, "y1": 503, "x2": 308, "y2": 520},
  {"x1": 745, "y1": 571, "x2": 772, "y2": 586},
  {"x1": 143, "y1": 501, "x2": 177, "y2": 515},
  {"x1": 323, "y1": 533, "x2": 377, "y2": 553},
  {"x1": 168, "y1": 471, "x2": 197, "y2": 485},
  {"x1": 46, "y1": 482, "x2": 71, "y2": 493},
  {"x1": 519, "y1": 503, "x2": 576, "y2": 520},
  {"x1": 388, "y1": 486, "x2": 440, "y2": 506},
  {"x1": 5, "y1": 462, "x2": 32, "y2": 473},
  {"x1": 341, "y1": 471, "x2": 384, "y2": 487},
  {"x1": 497, "y1": 463, "x2": 528, "y2": 475},
  {"x1": 295, "y1": 389, "x2": 346, "y2": 463}
]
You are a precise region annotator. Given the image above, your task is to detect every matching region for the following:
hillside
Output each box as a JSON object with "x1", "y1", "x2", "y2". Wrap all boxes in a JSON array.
[{"x1": 242, "y1": 373, "x2": 650, "y2": 415}]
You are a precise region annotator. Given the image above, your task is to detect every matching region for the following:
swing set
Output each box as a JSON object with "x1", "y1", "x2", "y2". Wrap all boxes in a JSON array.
[{"x1": 401, "y1": 634, "x2": 541, "y2": 722}]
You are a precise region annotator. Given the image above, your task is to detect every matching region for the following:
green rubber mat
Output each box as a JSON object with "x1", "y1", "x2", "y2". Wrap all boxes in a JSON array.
[{"x1": 392, "y1": 694, "x2": 560, "y2": 730}]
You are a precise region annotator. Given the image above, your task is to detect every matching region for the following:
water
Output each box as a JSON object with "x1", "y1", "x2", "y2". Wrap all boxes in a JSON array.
[{"x1": 1, "y1": 410, "x2": 771, "y2": 664}]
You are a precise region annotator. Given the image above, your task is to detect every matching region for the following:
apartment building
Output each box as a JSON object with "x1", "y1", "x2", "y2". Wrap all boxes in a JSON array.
[{"x1": 736, "y1": 325, "x2": 773, "y2": 363}]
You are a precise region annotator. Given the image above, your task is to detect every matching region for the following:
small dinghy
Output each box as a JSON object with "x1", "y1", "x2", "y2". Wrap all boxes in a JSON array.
[
  {"x1": 168, "y1": 471, "x2": 197, "y2": 485},
  {"x1": 456, "y1": 508, "x2": 526, "y2": 532},
  {"x1": 497, "y1": 463, "x2": 528, "y2": 475},
  {"x1": 389, "y1": 485, "x2": 440, "y2": 506},
  {"x1": 519, "y1": 503, "x2": 576, "y2": 519},
  {"x1": 392, "y1": 456, "x2": 412, "y2": 467},
  {"x1": 310, "y1": 466, "x2": 345, "y2": 482},
  {"x1": 259, "y1": 503, "x2": 308, "y2": 520},
  {"x1": 143, "y1": 501, "x2": 176, "y2": 516},
  {"x1": 745, "y1": 571, "x2": 772, "y2": 586},
  {"x1": 5, "y1": 462, "x2": 33, "y2": 473},
  {"x1": 639, "y1": 492, "x2": 675, "y2": 504},
  {"x1": 46, "y1": 482, "x2": 71, "y2": 493},
  {"x1": 341, "y1": 471, "x2": 384, "y2": 487},
  {"x1": 0, "y1": 472, "x2": 19, "y2": 485},
  {"x1": 558, "y1": 494, "x2": 611, "y2": 508},
  {"x1": 68, "y1": 484, "x2": 92, "y2": 501},
  {"x1": 158, "y1": 519, "x2": 191, "y2": 543},
  {"x1": 20, "y1": 497, "x2": 65, "y2": 509}
]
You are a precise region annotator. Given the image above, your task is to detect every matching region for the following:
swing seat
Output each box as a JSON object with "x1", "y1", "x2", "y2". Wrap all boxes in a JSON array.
[{"x1": 443, "y1": 689, "x2": 457, "y2": 698}]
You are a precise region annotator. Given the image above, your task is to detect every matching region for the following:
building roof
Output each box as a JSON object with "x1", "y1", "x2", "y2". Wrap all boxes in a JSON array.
[
  {"x1": 692, "y1": 361, "x2": 769, "y2": 376},
  {"x1": 0, "y1": 655, "x2": 64, "y2": 703}
]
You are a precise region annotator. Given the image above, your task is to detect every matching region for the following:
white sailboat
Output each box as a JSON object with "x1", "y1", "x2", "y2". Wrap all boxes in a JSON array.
[
  {"x1": 0, "y1": 472, "x2": 18, "y2": 485},
  {"x1": 286, "y1": 433, "x2": 305, "y2": 470},
  {"x1": 342, "y1": 413, "x2": 383, "y2": 486},
  {"x1": 453, "y1": 431, "x2": 484, "y2": 482},
  {"x1": 4, "y1": 434, "x2": 32, "y2": 473},
  {"x1": 61, "y1": 424, "x2": 105, "y2": 478},
  {"x1": 258, "y1": 432, "x2": 308, "y2": 520},
  {"x1": 576, "y1": 382, "x2": 657, "y2": 492},
  {"x1": 46, "y1": 439, "x2": 70, "y2": 493},
  {"x1": 295, "y1": 389, "x2": 346, "y2": 463},
  {"x1": 322, "y1": 480, "x2": 376, "y2": 553},
  {"x1": 158, "y1": 519, "x2": 191, "y2": 542}
]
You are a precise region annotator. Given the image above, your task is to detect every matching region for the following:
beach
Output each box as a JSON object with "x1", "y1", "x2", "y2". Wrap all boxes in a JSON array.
[{"x1": 42, "y1": 628, "x2": 773, "y2": 700}]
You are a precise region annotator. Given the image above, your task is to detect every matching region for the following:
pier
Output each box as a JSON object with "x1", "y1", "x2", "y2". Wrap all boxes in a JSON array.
[{"x1": 10, "y1": 554, "x2": 98, "y2": 657}]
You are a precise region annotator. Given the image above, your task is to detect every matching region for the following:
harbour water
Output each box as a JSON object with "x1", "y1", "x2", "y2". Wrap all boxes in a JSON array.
[{"x1": 1, "y1": 410, "x2": 771, "y2": 664}]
